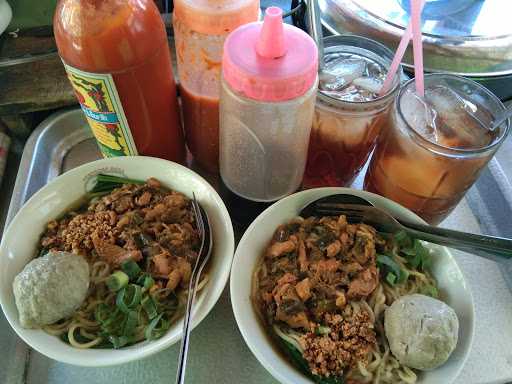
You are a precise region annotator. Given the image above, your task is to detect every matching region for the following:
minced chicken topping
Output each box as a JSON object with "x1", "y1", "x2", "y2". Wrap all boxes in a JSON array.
[
  {"x1": 255, "y1": 215, "x2": 383, "y2": 377},
  {"x1": 39, "y1": 177, "x2": 199, "y2": 292}
]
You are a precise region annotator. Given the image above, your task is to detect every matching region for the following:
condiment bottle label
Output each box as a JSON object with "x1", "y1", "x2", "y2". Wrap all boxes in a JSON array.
[{"x1": 63, "y1": 63, "x2": 138, "y2": 157}]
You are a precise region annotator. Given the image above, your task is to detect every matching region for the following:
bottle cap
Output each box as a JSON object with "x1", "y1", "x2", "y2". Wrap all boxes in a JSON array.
[
  {"x1": 222, "y1": 7, "x2": 318, "y2": 102},
  {"x1": 174, "y1": 0, "x2": 259, "y2": 35}
]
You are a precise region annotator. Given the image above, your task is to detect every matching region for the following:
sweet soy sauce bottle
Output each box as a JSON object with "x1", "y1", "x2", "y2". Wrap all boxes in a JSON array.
[{"x1": 54, "y1": 0, "x2": 185, "y2": 162}]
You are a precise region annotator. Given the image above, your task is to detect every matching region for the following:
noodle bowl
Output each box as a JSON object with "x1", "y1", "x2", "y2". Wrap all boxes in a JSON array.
[
  {"x1": 230, "y1": 188, "x2": 473, "y2": 384},
  {"x1": 0, "y1": 156, "x2": 234, "y2": 366}
]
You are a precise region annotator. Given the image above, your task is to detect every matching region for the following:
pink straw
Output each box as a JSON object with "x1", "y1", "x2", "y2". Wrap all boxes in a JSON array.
[
  {"x1": 379, "y1": 0, "x2": 425, "y2": 96},
  {"x1": 411, "y1": 0, "x2": 425, "y2": 96}
]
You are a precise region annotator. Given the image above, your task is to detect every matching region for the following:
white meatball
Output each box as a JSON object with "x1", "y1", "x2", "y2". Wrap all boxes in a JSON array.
[
  {"x1": 384, "y1": 293, "x2": 459, "y2": 371},
  {"x1": 13, "y1": 251, "x2": 90, "y2": 328}
]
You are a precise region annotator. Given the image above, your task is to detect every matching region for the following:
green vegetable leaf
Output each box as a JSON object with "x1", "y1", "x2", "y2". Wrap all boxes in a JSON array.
[
  {"x1": 89, "y1": 174, "x2": 144, "y2": 195},
  {"x1": 377, "y1": 254, "x2": 401, "y2": 277},
  {"x1": 276, "y1": 333, "x2": 344, "y2": 384},
  {"x1": 394, "y1": 230, "x2": 413, "y2": 249},
  {"x1": 414, "y1": 239, "x2": 432, "y2": 271}
]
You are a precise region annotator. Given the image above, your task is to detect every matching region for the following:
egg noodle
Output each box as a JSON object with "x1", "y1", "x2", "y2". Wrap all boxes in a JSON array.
[
  {"x1": 44, "y1": 259, "x2": 209, "y2": 349},
  {"x1": 38, "y1": 176, "x2": 208, "y2": 349},
  {"x1": 252, "y1": 216, "x2": 439, "y2": 384}
]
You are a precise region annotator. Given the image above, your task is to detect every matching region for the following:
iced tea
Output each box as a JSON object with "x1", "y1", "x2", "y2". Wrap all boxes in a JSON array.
[
  {"x1": 364, "y1": 74, "x2": 510, "y2": 224},
  {"x1": 303, "y1": 36, "x2": 401, "y2": 188}
]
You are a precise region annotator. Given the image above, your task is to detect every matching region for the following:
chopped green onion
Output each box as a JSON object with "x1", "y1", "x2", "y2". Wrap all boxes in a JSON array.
[
  {"x1": 398, "y1": 268, "x2": 409, "y2": 284},
  {"x1": 106, "y1": 271, "x2": 129, "y2": 292},
  {"x1": 386, "y1": 272, "x2": 397, "y2": 285},
  {"x1": 136, "y1": 273, "x2": 155, "y2": 290},
  {"x1": 123, "y1": 310, "x2": 139, "y2": 335},
  {"x1": 109, "y1": 335, "x2": 130, "y2": 349},
  {"x1": 121, "y1": 260, "x2": 142, "y2": 281},
  {"x1": 141, "y1": 295, "x2": 158, "y2": 319},
  {"x1": 143, "y1": 276, "x2": 155, "y2": 290},
  {"x1": 116, "y1": 284, "x2": 142, "y2": 313},
  {"x1": 94, "y1": 303, "x2": 111, "y2": 323},
  {"x1": 144, "y1": 313, "x2": 170, "y2": 340},
  {"x1": 314, "y1": 326, "x2": 331, "y2": 336},
  {"x1": 420, "y1": 284, "x2": 439, "y2": 299}
]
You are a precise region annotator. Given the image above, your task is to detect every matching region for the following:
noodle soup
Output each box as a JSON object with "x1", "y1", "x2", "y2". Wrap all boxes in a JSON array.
[
  {"x1": 252, "y1": 214, "x2": 457, "y2": 383},
  {"x1": 13, "y1": 175, "x2": 208, "y2": 349}
]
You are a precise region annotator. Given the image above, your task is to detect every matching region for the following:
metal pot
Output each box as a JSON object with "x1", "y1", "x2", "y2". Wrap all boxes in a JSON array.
[{"x1": 319, "y1": 0, "x2": 512, "y2": 100}]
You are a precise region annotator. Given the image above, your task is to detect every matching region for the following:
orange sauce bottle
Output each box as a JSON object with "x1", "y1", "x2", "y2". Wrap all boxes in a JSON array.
[{"x1": 54, "y1": 0, "x2": 185, "y2": 162}]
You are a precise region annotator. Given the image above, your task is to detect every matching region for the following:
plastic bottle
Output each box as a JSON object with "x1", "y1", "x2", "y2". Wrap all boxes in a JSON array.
[
  {"x1": 54, "y1": 0, "x2": 185, "y2": 162},
  {"x1": 220, "y1": 7, "x2": 318, "y2": 202},
  {"x1": 173, "y1": 0, "x2": 260, "y2": 173}
]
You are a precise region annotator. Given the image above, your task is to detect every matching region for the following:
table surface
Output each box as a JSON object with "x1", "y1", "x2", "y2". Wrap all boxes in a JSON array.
[{"x1": 1, "y1": 108, "x2": 512, "y2": 384}]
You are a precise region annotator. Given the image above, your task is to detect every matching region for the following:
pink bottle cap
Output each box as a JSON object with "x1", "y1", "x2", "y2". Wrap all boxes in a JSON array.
[{"x1": 222, "y1": 7, "x2": 318, "y2": 102}]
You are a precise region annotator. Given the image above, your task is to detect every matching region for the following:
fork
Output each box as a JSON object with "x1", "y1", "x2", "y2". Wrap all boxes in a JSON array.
[
  {"x1": 175, "y1": 194, "x2": 213, "y2": 384},
  {"x1": 304, "y1": 201, "x2": 512, "y2": 263}
]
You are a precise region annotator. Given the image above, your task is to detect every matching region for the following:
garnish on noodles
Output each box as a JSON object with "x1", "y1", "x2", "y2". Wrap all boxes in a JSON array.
[
  {"x1": 252, "y1": 215, "x2": 457, "y2": 384},
  {"x1": 13, "y1": 175, "x2": 208, "y2": 349}
]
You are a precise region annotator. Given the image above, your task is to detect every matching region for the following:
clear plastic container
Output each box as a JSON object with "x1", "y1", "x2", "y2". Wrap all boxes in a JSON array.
[
  {"x1": 173, "y1": 0, "x2": 259, "y2": 173},
  {"x1": 219, "y1": 7, "x2": 318, "y2": 202},
  {"x1": 220, "y1": 78, "x2": 317, "y2": 201}
]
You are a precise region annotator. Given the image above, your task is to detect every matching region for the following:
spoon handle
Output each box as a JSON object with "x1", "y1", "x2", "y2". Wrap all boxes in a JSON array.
[{"x1": 399, "y1": 220, "x2": 512, "y2": 263}]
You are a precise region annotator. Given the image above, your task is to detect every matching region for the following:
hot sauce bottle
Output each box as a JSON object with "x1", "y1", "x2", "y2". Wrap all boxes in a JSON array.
[
  {"x1": 54, "y1": 0, "x2": 185, "y2": 162},
  {"x1": 173, "y1": 0, "x2": 260, "y2": 173}
]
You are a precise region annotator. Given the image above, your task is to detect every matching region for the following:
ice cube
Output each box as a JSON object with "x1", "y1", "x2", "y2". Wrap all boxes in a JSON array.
[
  {"x1": 425, "y1": 86, "x2": 495, "y2": 149},
  {"x1": 401, "y1": 89, "x2": 439, "y2": 143},
  {"x1": 319, "y1": 57, "x2": 366, "y2": 92},
  {"x1": 352, "y1": 76, "x2": 383, "y2": 94}
]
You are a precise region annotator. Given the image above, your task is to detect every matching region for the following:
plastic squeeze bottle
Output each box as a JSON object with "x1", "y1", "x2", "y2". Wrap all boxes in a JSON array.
[
  {"x1": 173, "y1": 0, "x2": 260, "y2": 173},
  {"x1": 54, "y1": 0, "x2": 185, "y2": 162},
  {"x1": 220, "y1": 7, "x2": 318, "y2": 202}
]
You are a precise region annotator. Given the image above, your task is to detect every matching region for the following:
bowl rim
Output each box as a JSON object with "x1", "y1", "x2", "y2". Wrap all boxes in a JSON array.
[
  {"x1": 230, "y1": 187, "x2": 475, "y2": 384},
  {"x1": 0, "y1": 156, "x2": 235, "y2": 366}
]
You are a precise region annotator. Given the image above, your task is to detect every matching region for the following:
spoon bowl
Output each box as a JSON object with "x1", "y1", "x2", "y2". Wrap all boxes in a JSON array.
[{"x1": 301, "y1": 192, "x2": 512, "y2": 263}]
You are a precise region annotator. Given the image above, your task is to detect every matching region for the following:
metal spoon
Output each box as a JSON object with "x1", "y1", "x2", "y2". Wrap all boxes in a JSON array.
[
  {"x1": 175, "y1": 195, "x2": 213, "y2": 384},
  {"x1": 490, "y1": 105, "x2": 512, "y2": 131},
  {"x1": 306, "y1": 0, "x2": 325, "y2": 70},
  {"x1": 301, "y1": 194, "x2": 512, "y2": 263}
]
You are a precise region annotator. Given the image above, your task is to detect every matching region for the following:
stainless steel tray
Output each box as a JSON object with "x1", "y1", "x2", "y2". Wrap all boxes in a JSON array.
[{"x1": 2, "y1": 108, "x2": 512, "y2": 384}]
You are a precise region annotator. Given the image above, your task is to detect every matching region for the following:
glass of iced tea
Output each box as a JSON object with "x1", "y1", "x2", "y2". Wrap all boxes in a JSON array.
[
  {"x1": 365, "y1": 74, "x2": 510, "y2": 225},
  {"x1": 303, "y1": 35, "x2": 401, "y2": 188}
]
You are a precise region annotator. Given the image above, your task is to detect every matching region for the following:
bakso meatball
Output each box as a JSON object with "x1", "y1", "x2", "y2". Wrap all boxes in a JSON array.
[
  {"x1": 384, "y1": 294, "x2": 459, "y2": 370},
  {"x1": 13, "y1": 251, "x2": 90, "y2": 328}
]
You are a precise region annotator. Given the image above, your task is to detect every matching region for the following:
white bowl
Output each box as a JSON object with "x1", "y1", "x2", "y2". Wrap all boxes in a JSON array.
[
  {"x1": 231, "y1": 187, "x2": 474, "y2": 384},
  {"x1": 0, "y1": 156, "x2": 234, "y2": 366}
]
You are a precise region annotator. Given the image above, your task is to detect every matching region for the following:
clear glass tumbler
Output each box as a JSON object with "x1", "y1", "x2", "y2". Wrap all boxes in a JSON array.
[
  {"x1": 364, "y1": 74, "x2": 510, "y2": 224},
  {"x1": 303, "y1": 35, "x2": 401, "y2": 188}
]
